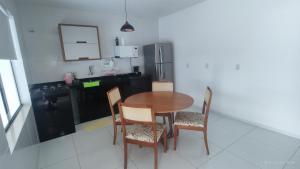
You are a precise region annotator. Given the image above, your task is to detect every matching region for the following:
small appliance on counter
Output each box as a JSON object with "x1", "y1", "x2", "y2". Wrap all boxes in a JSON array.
[
  {"x1": 115, "y1": 46, "x2": 139, "y2": 58},
  {"x1": 133, "y1": 66, "x2": 139, "y2": 73},
  {"x1": 132, "y1": 66, "x2": 141, "y2": 75}
]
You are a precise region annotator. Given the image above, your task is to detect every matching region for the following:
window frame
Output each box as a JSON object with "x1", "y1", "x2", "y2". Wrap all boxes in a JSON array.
[{"x1": 0, "y1": 61, "x2": 22, "y2": 132}]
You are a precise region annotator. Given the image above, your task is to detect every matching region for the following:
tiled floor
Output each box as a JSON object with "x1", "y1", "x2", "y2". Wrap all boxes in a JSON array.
[{"x1": 35, "y1": 113, "x2": 300, "y2": 169}]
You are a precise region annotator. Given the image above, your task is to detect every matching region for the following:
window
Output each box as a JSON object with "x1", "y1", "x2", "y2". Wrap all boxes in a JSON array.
[
  {"x1": 0, "y1": 60, "x2": 22, "y2": 129},
  {"x1": 0, "y1": 6, "x2": 22, "y2": 130}
]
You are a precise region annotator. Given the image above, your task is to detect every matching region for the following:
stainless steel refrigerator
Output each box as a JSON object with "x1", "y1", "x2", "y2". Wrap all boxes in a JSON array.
[{"x1": 143, "y1": 43, "x2": 174, "y2": 81}]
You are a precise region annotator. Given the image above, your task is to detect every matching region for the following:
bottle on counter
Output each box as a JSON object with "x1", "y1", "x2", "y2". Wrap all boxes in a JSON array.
[
  {"x1": 115, "y1": 37, "x2": 119, "y2": 46},
  {"x1": 64, "y1": 72, "x2": 75, "y2": 86}
]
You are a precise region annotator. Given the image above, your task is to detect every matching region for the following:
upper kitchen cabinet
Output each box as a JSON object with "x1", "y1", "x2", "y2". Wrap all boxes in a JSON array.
[{"x1": 58, "y1": 24, "x2": 101, "y2": 61}]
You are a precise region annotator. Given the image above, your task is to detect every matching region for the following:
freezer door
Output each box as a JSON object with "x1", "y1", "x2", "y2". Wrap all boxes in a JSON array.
[
  {"x1": 143, "y1": 44, "x2": 155, "y2": 61},
  {"x1": 159, "y1": 43, "x2": 173, "y2": 63},
  {"x1": 143, "y1": 44, "x2": 156, "y2": 78}
]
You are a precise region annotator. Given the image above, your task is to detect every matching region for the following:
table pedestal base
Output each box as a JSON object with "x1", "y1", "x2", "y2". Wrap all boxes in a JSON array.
[{"x1": 167, "y1": 113, "x2": 175, "y2": 138}]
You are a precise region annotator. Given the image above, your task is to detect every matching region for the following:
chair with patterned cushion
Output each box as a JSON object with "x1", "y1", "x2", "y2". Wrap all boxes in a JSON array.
[
  {"x1": 173, "y1": 87, "x2": 212, "y2": 155},
  {"x1": 152, "y1": 81, "x2": 174, "y2": 125},
  {"x1": 119, "y1": 103, "x2": 167, "y2": 169},
  {"x1": 107, "y1": 87, "x2": 122, "y2": 145}
]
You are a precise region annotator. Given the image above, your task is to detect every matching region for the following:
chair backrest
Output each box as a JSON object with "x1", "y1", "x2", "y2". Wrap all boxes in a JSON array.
[
  {"x1": 107, "y1": 87, "x2": 122, "y2": 122},
  {"x1": 202, "y1": 87, "x2": 212, "y2": 127},
  {"x1": 152, "y1": 81, "x2": 174, "y2": 92},
  {"x1": 118, "y1": 103, "x2": 158, "y2": 142}
]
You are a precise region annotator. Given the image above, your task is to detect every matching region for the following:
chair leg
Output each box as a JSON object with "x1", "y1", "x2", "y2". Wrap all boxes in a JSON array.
[
  {"x1": 163, "y1": 116, "x2": 166, "y2": 124},
  {"x1": 124, "y1": 142, "x2": 128, "y2": 169},
  {"x1": 203, "y1": 131, "x2": 209, "y2": 155},
  {"x1": 154, "y1": 145, "x2": 158, "y2": 169},
  {"x1": 113, "y1": 125, "x2": 117, "y2": 145},
  {"x1": 163, "y1": 128, "x2": 167, "y2": 152},
  {"x1": 173, "y1": 125, "x2": 177, "y2": 150}
]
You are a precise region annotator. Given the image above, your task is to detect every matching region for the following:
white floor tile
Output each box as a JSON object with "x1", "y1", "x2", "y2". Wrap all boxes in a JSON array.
[
  {"x1": 228, "y1": 136, "x2": 293, "y2": 169},
  {"x1": 0, "y1": 144, "x2": 39, "y2": 169},
  {"x1": 105, "y1": 125, "x2": 123, "y2": 146},
  {"x1": 174, "y1": 130, "x2": 222, "y2": 167},
  {"x1": 131, "y1": 146, "x2": 195, "y2": 169},
  {"x1": 115, "y1": 161, "x2": 137, "y2": 169},
  {"x1": 127, "y1": 144, "x2": 155, "y2": 161},
  {"x1": 78, "y1": 145, "x2": 123, "y2": 169},
  {"x1": 208, "y1": 112, "x2": 225, "y2": 124},
  {"x1": 208, "y1": 118, "x2": 255, "y2": 148},
  {"x1": 212, "y1": 118, "x2": 255, "y2": 134},
  {"x1": 199, "y1": 151, "x2": 260, "y2": 169},
  {"x1": 43, "y1": 157, "x2": 80, "y2": 169},
  {"x1": 38, "y1": 135, "x2": 76, "y2": 169},
  {"x1": 246, "y1": 128, "x2": 300, "y2": 155},
  {"x1": 284, "y1": 148, "x2": 300, "y2": 169},
  {"x1": 73, "y1": 127, "x2": 116, "y2": 155}
]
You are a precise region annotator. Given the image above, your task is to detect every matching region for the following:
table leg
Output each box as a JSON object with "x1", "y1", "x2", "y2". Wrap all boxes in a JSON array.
[{"x1": 167, "y1": 113, "x2": 174, "y2": 138}]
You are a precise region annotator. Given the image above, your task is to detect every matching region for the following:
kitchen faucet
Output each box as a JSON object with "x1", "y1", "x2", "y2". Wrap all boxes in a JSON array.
[{"x1": 88, "y1": 65, "x2": 94, "y2": 76}]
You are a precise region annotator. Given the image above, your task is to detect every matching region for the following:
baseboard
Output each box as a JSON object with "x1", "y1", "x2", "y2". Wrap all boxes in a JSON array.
[{"x1": 212, "y1": 110, "x2": 300, "y2": 140}]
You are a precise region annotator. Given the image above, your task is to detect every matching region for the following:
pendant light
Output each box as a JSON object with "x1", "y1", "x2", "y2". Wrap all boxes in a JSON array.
[{"x1": 120, "y1": 0, "x2": 135, "y2": 32}]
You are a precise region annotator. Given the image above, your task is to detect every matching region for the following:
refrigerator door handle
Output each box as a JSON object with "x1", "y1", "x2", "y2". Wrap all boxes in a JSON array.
[
  {"x1": 163, "y1": 64, "x2": 166, "y2": 79},
  {"x1": 159, "y1": 46, "x2": 163, "y2": 64},
  {"x1": 159, "y1": 46, "x2": 164, "y2": 79},
  {"x1": 160, "y1": 64, "x2": 163, "y2": 80},
  {"x1": 155, "y1": 64, "x2": 160, "y2": 80}
]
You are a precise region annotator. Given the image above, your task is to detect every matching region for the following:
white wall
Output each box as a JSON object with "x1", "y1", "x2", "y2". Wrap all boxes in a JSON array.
[
  {"x1": 159, "y1": 0, "x2": 300, "y2": 138},
  {"x1": 17, "y1": 3, "x2": 159, "y2": 84}
]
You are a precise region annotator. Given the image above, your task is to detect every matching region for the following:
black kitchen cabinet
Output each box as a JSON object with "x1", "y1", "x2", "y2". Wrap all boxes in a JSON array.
[
  {"x1": 30, "y1": 74, "x2": 151, "y2": 142},
  {"x1": 77, "y1": 74, "x2": 151, "y2": 123},
  {"x1": 30, "y1": 82, "x2": 75, "y2": 142}
]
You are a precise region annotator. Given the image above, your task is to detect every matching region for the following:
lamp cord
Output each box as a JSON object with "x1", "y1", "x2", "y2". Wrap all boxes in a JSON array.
[{"x1": 125, "y1": 0, "x2": 128, "y2": 21}]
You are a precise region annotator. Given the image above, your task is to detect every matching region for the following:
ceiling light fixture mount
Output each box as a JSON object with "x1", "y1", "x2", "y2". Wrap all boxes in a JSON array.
[{"x1": 120, "y1": 0, "x2": 135, "y2": 32}]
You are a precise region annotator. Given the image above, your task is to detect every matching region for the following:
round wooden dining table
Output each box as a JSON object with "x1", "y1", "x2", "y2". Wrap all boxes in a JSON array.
[{"x1": 125, "y1": 91, "x2": 194, "y2": 137}]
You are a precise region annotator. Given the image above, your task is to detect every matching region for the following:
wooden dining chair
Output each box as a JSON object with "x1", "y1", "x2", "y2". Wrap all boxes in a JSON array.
[
  {"x1": 107, "y1": 87, "x2": 122, "y2": 145},
  {"x1": 119, "y1": 102, "x2": 168, "y2": 169},
  {"x1": 152, "y1": 81, "x2": 174, "y2": 92},
  {"x1": 173, "y1": 87, "x2": 212, "y2": 155},
  {"x1": 152, "y1": 81, "x2": 174, "y2": 124}
]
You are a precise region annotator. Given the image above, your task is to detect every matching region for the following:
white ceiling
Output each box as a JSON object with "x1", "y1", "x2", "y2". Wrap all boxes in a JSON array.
[{"x1": 16, "y1": 0, "x2": 205, "y2": 18}]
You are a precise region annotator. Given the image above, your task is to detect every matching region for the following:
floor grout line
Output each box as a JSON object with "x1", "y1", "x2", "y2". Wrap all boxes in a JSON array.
[
  {"x1": 196, "y1": 126, "x2": 260, "y2": 169},
  {"x1": 282, "y1": 144, "x2": 300, "y2": 169},
  {"x1": 162, "y1": 115, "x2": 258, "y2": 169},
  {"x1": 173, "y1": 148, "x2": 200, "y2": 169},
  {"x1": 226, "y1": 126, "x2": 300, "y2": 169},
  {"x1": 38, "y1": 136, "x2": 77, "y2": 169},
  {"x1": 221, "y1": 127, "x2": 264, "y2": 169},
  {"x1": 36, "y1": 143, "x2": 41, "y2": 169},
  {"x1": 71, "y1": 134, "x2": 83, "y2": 169}
]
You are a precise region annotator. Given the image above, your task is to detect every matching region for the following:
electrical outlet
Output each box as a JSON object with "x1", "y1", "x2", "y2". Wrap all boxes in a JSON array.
[
  {"x1": 205, "y1": 63, "x2": 209, "y2": 69},
  {"x1": 186, "y1": 63, "x2": 190, "y2": 68},
  {"x1": 236, "y1": 64, "x2": 240, "y2": 70}
]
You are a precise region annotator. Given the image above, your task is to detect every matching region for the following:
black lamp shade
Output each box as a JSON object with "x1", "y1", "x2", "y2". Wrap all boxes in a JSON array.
[{"x1": 120, "y1": 21, "x2": 135, "y2": 32}]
